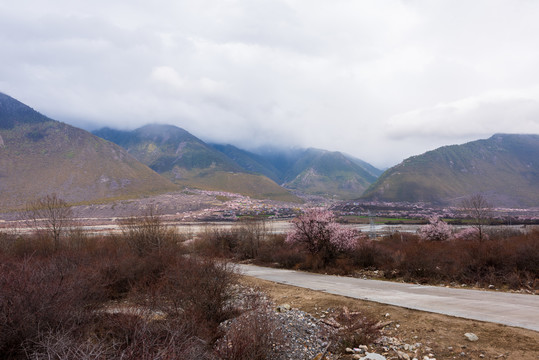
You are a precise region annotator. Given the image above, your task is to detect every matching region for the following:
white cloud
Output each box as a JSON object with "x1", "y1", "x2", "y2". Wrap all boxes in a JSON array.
[
  {"x1": 1, "y1": 0, "x2": 539, "y2": 168},
  {"x1": 387, "y1": 88, "x2": 539, "y2": 139}
]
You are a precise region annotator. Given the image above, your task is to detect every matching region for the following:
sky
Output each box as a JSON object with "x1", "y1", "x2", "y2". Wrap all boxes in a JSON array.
[{"x1": 1, "y1": 0, "x2": 539, "y2": 168}]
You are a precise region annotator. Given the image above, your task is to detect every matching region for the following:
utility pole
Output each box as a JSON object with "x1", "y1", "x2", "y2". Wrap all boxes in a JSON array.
[{"x1": 369, "y1": 210, "x2": 376, "y2": 239}]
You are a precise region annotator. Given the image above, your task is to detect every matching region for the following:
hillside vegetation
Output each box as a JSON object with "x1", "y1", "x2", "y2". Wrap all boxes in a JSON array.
[
  {"x1": 94, "y1": 125, "x2": 242, "y2": 175},
  {"x1": 282, "y1": 149, "x2": 379, "y2": 199},
  {"x1": 212, "y1": 145, "x2": 382, "y2": 199},
  {"x1": 94, "y1": 125, "x2": 302, "y2": 202},
  {"x1": 362, "y1": 134, "x2": 539, "y2": 207},
  {"x1": 0, "y1": 93, "x2": 177, "y2": 210}
]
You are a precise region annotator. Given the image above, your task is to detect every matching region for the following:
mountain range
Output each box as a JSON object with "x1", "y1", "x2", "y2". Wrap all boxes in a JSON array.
[
  {"x1": 0, "y1": 93, "x2": 380, "y2": 209},
  {"x1": 92, "y1": 125, "x2": 381, "y2": 201},
  {"x1": 92, "y1": 125, "x2": 300, "y2": 202},
  {"x1": 2, "y1": 92, "x2": 538, "y2": 209}
]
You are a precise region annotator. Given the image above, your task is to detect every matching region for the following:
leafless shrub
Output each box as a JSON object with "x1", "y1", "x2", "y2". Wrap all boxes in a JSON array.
[
  {"x1": 65, "y1": 225, "x2": 93, "y2": 250},
  {"x1": 23, "y1": 328, "x2": 110, "y2": 360},
  {"x1": 0, "y1": 229, "x2": 18, "y2": 254},
  {"x1": 92, "y1": 313, "x2": 214, "y2": 360},
  {"x1": 0, "y1": 227, "x2": 265, "y2": 359},
  {"x1": 10, "y1": 230, "x2": 56, "y2": 257},
  {"x1": 120, "y1": 208, "x2": 179, "y2": 257},
  {"x1": 371, "y1": 229, "x2": 539, "y2": 289},
  {"x1": 23, "y1": 194, "x2": 74, "y2": 250},
  {"x1": 215, "y1": 296, "x2": 282, "y2": 360},
  {"x1": 158, "y1": 257, "x2": 239, "y2": 326},
  {"x1": 235, "y1": 217, "x2": 269, "y2": 260},
  {"x1": 327, "y1": 307, "x2": 381, "y2": 352},
  {"x1": 97, "y1": 250, "x2": 169, "y2": 300},
  {"x1": 351, "y1": 240, "x2": 392, "y2": 269},
  {"x1": 460, "y1": 194, "x2": 493, "y2": 243},
  {"x1": 0, "y1": 255, "x2": 95, "y2": 357},
  {"x1": 193, "y1": 218, "x2": 271, "y2": 260},
  {"x1": 257, "y1": 234, "x2": 307, "y2": 268},
  {"x1": 195, "y1": 226, "x2": 241, "y2": 258}
]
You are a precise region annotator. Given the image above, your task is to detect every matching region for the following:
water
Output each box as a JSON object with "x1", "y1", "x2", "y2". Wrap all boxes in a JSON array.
[{"x1": 11, "y1": 219, "x2": 534, "y2": 237}]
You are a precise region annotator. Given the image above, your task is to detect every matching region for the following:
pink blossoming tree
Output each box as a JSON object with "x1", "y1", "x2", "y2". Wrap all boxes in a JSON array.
[
  {"x1": 419, "y1": 216, "x2": 452, "y2": 241},
  {"x1": 286, "y1": 208, "x2": 358, "y2": 266}
]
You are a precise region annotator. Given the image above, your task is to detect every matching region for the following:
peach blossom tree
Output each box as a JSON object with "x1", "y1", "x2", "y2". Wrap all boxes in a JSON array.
[
  {"x1": 286, "y1": 208, "x2": 358, "y2": 266},
  {"x1": 419, "y1": 216, "x2": 452, "y2": 241}
]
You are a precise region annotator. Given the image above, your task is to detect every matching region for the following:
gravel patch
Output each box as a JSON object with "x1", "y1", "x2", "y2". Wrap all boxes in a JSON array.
[{"x1": 220, "y1": 285, "x2": 337, "y2": 360}]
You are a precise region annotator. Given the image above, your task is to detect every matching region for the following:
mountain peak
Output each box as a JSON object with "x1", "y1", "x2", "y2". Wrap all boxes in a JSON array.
[
  {"x1": 0, "y1": 94, "x2": 177, "y2": 209},
  {"x1": 136, "y1": 123, "x2": 192, "y2": 137},
  {"x1": 0, "y1": 92, "x2": 52, "y2": 129}
]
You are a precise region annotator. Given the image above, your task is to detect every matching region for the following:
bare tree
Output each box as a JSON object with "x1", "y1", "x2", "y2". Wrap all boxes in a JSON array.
[
  {"x1": 120, "y1": 207, "x2": 177, "y2": 256},
  {"x1": 237, "y1": 216, "x2": 268, "y2": 259},
  {"x1": 460, "y1": 194, "x2": 493, "y2": 242},
  {"x1": 25, "y1": 194, "x2": 74, "y2": 249}
]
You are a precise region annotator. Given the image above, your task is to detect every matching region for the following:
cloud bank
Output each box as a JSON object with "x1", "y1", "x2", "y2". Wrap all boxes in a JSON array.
[{"x1": 1, "y1": 0, "x2": 539, "y2": 167}]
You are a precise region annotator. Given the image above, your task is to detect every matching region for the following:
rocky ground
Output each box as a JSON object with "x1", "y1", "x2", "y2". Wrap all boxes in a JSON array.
[{"x1": 239, "y1": 276, "x2": 539, "y2": 360}]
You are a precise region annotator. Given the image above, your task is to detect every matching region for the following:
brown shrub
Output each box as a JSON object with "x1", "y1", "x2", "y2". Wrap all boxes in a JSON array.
[
  {"x1": 351, "y1": 240, "x2": 393, "y2": 269},
  {"x1": 97, "y1": 251, "x2": 167, "y2": 299},
  {"x1": 0, "y1": 227, "x2": 258, "y2": 359},
  {"x1": 215, "y1": 297, "x2": 282, "y2": 360},
  {"x1": 329, "y1": 307, "x2": 381, "y2": 352},
  {"x1": 0, "y1": 230, "x2": 18, "y2": 254},
  {"x1": 11, "y1": 231, "x2": 56, "y2": 257},
  {"x1": 89, "y1": 313, "x2": 214, "y2": 360},
  {"x1": 370, "y1": 230, "x2": 539, "y2": 289},
  {"x1": 22, "y1": 328, "x2": 110, "y2": 360},
  {"x1": 0, "y1": 254, "x2": 96, "y2": 357},
  {"x1": 120, "y1": 210, "x2": 181, "y2": 257},
  {"x1": 194, "y1": 226, "x2": 242, "y2": 258},
  {"x1": 157, "y1": 257, "x2": 239, "y2": 328}
]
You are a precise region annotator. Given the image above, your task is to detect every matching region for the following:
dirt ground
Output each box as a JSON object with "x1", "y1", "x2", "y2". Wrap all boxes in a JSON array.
[{"x1": 240, "y1": 276, "x2": 539, "y2": 360}]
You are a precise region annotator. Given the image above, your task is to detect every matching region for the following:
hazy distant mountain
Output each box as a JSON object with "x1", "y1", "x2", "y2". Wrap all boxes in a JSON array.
[
  {"x1": 211, "y1": 145, "x2": 382, "y2": 199},
  {"x1": 93, "y1": 124, "x2": 301, "y2": 202},
  {"x1": 0, "y1": 93, "x2": 177, "y2": 210},
  {"x1": 344, "y1": 154, "x2": 384, "y2": 178},
  {"x1": 210, "y1": 144, "x2": 283, "y2": 182},
  {"x1": 362, "y1": 134, "x2": 539, "y2": 207},
  {"x1": 94, "y1": 124, "x2": 242, "y2": 175},
  {"x1": 280, "y1": 148, "x2": 380, "y2": 199}
]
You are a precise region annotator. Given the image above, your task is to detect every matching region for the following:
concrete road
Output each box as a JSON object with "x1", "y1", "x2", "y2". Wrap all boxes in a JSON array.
[{"x1": 237, "y1": 264, "x2": 539, "y2": 332}]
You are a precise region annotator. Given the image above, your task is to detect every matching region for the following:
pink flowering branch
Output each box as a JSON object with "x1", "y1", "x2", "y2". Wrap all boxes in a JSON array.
[{"x1": 286, "y1": 208, "x2": 358, "y2": 259}]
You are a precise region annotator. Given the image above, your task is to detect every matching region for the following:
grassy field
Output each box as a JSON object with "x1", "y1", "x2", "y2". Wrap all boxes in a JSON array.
[{"x1": 175, "y1": 171, "x2": 303, "y2": 203}]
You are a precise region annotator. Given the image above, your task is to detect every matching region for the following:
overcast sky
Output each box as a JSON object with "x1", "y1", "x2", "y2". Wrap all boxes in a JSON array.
[{"x1": 2, "y1": 0, "x2": 539, "y2": 168}]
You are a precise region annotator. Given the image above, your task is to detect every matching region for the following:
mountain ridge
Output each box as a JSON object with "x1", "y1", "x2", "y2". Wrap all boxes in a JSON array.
[
  {"x1": 210, "y1": 144, "x2": 383, "y2": 199},
  {"x1": 94, "y1": 123, "x2": 382, "y2": 200},
  {"x1": 93, "y1": 124, "x2": 302, "y2": 202},
  {"x1": 280, "y1": 148, "x2": 378, "y2": 199},
  {"x1": 362, "y1": 134, "x2": 539, "y2": 207},
  {"x1": 0, "y1": 93, "x2": 178, "y2": 210}
]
